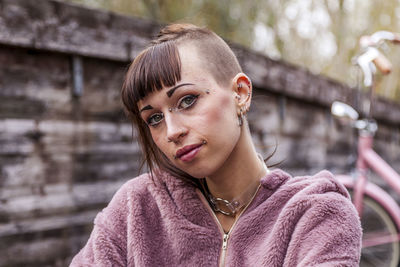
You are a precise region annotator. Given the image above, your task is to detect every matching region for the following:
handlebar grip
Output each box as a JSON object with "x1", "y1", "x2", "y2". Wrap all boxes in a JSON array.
[
  {"x1": 373, "y1": 53, "x2": 392, "y2": 74},
  {"x1": 393, "y1": 33, "x2": 400, "y2": 44}
]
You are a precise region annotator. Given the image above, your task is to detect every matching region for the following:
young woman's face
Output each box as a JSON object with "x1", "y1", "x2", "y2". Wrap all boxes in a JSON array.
[{"x1": 137, "y1": 44, "x2": 242, "y2": 178}]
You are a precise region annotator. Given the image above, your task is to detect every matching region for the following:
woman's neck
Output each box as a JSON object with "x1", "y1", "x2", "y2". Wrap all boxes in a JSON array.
[{"x1": 205, "y1": 129, "x2": 266, "y2": 201}]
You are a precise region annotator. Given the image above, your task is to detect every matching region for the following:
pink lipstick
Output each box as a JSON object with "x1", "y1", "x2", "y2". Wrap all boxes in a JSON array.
[{"x1": 176, "y1": 143, "x2": 203, "y2": 162}]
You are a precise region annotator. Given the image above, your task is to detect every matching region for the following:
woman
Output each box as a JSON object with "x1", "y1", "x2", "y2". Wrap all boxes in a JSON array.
[{"x1": 71, "y1": 24, "x2": 361, "y2": 266}]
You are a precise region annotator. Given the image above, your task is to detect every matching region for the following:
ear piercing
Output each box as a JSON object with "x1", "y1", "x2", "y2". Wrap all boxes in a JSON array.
[
  {"x1": 168, "y1": 108, "x2": 173, "y2": 112},
  {"x1": 238, "y1": 108, "x2": 244, "y2": 126},
  {"x1": 238, "y1": 82, "x2": 251, "y2": 95},
  {"x1": 236, "y1": 93, "x2": 250, "y2": 100},
  {"x1": 237, "y1": 81, "x2": 250, "y2": 98}
]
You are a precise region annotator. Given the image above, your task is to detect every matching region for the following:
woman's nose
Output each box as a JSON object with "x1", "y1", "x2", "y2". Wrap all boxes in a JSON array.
[{"x1": 165, "y1": 114, "x2": 187, "y2": 143}]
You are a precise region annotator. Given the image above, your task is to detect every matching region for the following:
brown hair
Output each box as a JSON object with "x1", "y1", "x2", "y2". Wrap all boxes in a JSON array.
[{"x1": 121, "y1": 24, "x2": 242, "y2": 185}]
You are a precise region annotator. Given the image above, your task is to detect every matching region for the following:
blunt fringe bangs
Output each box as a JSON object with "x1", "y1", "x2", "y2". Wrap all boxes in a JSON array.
[
  {"x1": 121, "y1": 37, "x2": 200, "y2": 185},
  {"x1": 123, "y1": 41, "x2": 181, "y2": 107}
]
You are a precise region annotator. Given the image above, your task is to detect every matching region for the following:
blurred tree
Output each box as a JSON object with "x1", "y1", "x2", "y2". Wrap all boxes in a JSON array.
[{"x1": 62, "y1": 0, "x2": 400, "y2": 102}]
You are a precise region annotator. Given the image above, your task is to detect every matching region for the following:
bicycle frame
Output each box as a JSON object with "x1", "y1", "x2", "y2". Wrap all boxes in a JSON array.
[
  {"x1": 336, "y1": 131, "x2": 400, "y2": 248},
  {"x1": 332, "y1": 31, "x2": 400, "y2": 262}
]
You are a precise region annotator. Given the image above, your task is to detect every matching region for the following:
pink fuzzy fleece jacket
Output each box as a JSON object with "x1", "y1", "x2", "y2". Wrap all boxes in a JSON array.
[{"x1": 70, "y1": 169, "x2": 362, "y2": 266}]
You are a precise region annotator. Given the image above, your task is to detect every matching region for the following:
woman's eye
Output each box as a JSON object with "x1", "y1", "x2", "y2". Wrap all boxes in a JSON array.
[
  {"x1": 147, "y1": 113, "x2": 164, "y2": 126},
  {"x1": 177, "y1": 94, "x2": 199, "y2": 110}
]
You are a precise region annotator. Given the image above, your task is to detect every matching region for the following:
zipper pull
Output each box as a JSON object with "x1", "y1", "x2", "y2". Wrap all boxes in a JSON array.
[{"x1": 222, "y1": 233, "x2": 229, "y2": 250}]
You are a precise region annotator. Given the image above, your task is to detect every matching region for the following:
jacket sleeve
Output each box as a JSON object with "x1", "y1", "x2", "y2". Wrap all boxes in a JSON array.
[
  {"x1": 285, "y1": 191, "x2": 362, "y2": 267},
  {"x1": 69, "y1": 184, "x2": 129, "y2": 267}
]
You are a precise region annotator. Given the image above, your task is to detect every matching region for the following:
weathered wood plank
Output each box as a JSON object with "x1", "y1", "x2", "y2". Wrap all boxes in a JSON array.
[
  {"x1": 0, "y1": 179, "x2": 130, "y2": 222},
  {"x1": 0, "y1": 46, "x2": 130, "y2": 121},
  {"x1": 0, "y1": 209, "x2": 98, "y2": 237},
  {"x1": 0, "y1": 119, "x2": 140, "y2": 188},
  {"x1": 0, "y1": 231, "x2": 88, "y2": 266},
  {"x1": 233, "y1": 43, "x2": 400, "y2": 124},
  {"x1": 0, "y1": 0, "x2": 159, "y2": 61}
]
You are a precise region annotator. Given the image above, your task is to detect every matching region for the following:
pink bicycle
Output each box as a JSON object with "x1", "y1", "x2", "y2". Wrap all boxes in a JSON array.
[{"x1": 331, "y1": 31, "x2": 400, "y2": 267}]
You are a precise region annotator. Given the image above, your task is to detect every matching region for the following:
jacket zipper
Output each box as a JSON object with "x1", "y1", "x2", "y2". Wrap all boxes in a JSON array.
[
  {"x1": 220, "y1": 233, "x2": 229, "y2": 267},
  {"x1": 196, "y1": 184, "x2": 261, "y2": 267},
  {"x1": 197, "y1": 191, "x2": 226, "y2": 266}
]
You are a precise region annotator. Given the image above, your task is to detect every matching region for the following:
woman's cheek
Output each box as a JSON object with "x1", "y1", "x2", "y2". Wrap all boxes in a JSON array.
[
  {"x1": 151, "y1": 133, "x2": 165, "y2": 151},
  {"x1": 206, "y1": 93, "x2": 233, "y2": 123}
]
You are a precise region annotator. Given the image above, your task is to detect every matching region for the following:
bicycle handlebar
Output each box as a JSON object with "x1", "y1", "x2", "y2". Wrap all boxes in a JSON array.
[
  {"x1": 356, "y1": 31, "x2": 400, "y2": 87},
  {"x1": 373, "y1": 50, "x2": 392, "y2": 75},
  {"x1": 360, "y1": 31, "x2": 400, "y2": 47}
]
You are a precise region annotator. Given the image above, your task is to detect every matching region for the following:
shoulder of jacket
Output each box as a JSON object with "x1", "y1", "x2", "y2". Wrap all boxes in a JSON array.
[
  {"x1": 112, "y1": 173, "x2": 151, "y2": 196},
  {"x1": 282, "y1": 169, "x2": 350, "y2": 199},
  {"x1": 94, "y1": 173, "x2": 157, "y2": 224},
  {"x1": 274, "y1": 170, "x2": 358, "y2": 226}
]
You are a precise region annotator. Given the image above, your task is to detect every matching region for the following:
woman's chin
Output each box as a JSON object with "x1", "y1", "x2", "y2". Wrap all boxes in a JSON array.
[
  {"x1": 181, "y1": 167, "x2": 213, "y2": 179},
  {"x1": 184, "y1": 170, "x2": 208, "y2": 179}
]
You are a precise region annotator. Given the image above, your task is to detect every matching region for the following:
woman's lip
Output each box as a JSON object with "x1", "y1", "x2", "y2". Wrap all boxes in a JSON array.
[
  {"x1": 179, "y1": 145, "x2": 203, "y2": 162},
  {"x1": 176, "y1": 143, "x2": 203, "y2": 161}
]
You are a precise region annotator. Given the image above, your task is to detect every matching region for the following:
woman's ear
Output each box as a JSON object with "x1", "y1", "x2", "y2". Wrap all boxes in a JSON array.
[{"x1": 232, "y1": 73, "x2": 252, "y2": 113}]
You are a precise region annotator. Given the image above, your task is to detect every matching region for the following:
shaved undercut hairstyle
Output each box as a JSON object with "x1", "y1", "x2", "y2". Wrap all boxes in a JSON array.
[{"x1": 121, "y1": 23, "x2": 242, "y2": 185}]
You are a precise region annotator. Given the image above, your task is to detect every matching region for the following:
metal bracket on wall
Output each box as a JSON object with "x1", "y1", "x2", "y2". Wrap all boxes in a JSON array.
[
  {"x1": 72, "y1": 55, "x2": 84, "y2": 97},
  {"x1": 278, "y1": 95, "x2": 286, "y2": 121}
]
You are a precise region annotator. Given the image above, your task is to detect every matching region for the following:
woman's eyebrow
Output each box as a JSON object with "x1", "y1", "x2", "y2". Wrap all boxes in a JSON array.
[
  {"x1": 140, "y1": 105, "x2": 153, "y2": 113},
  {"x1": 166, "y1": 83, "x2": 194, "y2": 97},
  {"x1": 140, "y1": 83, "x2": 195, "y2": 113}
]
